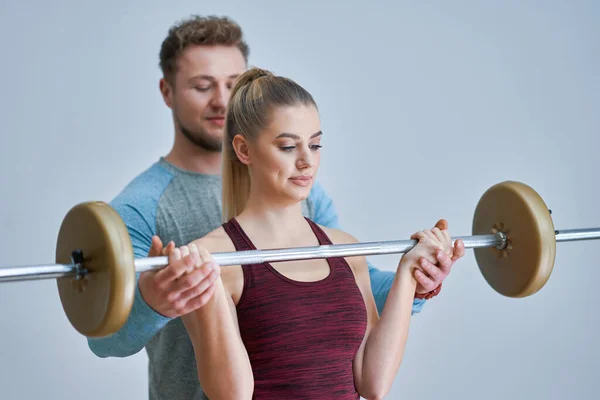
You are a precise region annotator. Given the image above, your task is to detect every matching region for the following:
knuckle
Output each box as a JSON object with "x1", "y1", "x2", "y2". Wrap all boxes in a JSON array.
[
  {"x1": 193, "y1": 282, "x2": 209, "y2": 297},
  {"x1": 183, "y1": 274, "x2": 199, "y2": 288},
  {"x1": 154, "y1": 276, "x2": 169, "y2": 290},
  {"x1": 193, "y1": 265, "x2": 210, "y2": 279},
  {"x1": 155, "y1": 282, "x2": 168, "y2": 293},
  {"x1": 173, "y1": 260, "x2": 189, "y2": 273},
  {"x1": 173, "y1": 300, "x2": 187, "y2": 314},
  {"x1": 423, "y1": 264, "x2": 436, "y2": 276},
  {"x1": 182, "y1": 255, "x2": 194, "y2": 267},
  {"x1": 166, "y1": 292, "x2": 179, "y2": 304}
]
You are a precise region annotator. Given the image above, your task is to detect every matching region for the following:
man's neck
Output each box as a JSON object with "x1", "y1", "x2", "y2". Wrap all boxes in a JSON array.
[{"x1": 164, "y1": 142, "x2": 222, "y2": 176}]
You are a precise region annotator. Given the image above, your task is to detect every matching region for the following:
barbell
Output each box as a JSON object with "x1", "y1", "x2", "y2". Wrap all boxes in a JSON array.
[{"x1": 1, "y1": 181, "x2": 598, "y2": 338}]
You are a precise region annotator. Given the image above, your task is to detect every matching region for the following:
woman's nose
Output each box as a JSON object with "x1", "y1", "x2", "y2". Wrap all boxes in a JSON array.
[{"x1": 296, "y1": 148, "x2": 312, "y2": 169}]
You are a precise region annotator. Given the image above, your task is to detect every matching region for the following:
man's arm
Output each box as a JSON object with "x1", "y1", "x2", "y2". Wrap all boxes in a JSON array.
[
  {"x1": 308, "y1": 182, "x2": 427, "y2": 315},
  {"x1": 86, "y1": 203, "x2": 172, "y2": 358},
  {"x1": 366, "y1": 260, "x2": 426, "y2": 314}
]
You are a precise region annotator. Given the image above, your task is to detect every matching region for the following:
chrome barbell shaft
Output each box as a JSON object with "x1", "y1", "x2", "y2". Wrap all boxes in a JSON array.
[
  {"x1": 1, "y1": 228, "x2": 599, "y2": 283},
  {"x1": 136, "y1": 233, "x2": 505, "y2": 273}
]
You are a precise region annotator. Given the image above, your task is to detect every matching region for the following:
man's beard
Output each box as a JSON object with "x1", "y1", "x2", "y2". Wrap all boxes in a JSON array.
[{"x1": 177, "y1": 116, "x2": 223, "y2": 153}]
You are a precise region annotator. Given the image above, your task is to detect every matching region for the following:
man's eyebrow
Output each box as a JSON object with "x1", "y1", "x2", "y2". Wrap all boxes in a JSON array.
[
  {"x1": 189, "y1": 74, "x2": 240, "y2": 82},
  {"x1": 275, "y1": 131, "x2": 323, "y2": 139}
]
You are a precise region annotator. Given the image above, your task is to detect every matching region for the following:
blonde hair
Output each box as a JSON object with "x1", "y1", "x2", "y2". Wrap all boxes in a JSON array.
[{"x1": 222, "y1": 67, "x2": 317, "y2": 222}]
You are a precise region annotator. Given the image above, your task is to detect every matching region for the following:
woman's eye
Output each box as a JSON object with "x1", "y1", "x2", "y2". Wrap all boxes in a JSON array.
[
  {"x1": 280, "y1": 146, "x2": 295, "y2": 152},
  {"x1": 310, "y1": 144, "x2": 323, "y2": 150},
  {"x1": 194, "y1": 87, "x2": 210, "y2": 92}
]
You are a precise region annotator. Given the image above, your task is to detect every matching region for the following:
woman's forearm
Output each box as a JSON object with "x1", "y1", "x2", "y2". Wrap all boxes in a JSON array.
[
  {"x1": 182, "y1": 279, "x2": 254, "y2": 399},
  {"x1": 359, "y1": 264, "x2": 417, "y2": 398}
]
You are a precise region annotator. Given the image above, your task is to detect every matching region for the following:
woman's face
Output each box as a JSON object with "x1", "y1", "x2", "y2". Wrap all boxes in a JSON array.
[{"x1": 244, "y1": 104, "x2": 322, "y2": 204}]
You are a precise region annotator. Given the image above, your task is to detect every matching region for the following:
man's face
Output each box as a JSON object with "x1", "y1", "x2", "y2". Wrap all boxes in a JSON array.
[{"x1": 161, "y1": 45, "x2": 246, "y2": 152}]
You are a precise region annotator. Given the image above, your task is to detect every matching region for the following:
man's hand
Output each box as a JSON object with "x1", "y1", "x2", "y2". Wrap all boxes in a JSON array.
[
  {"x1": 137, "y1": 236, "x2": 221, "y2": 318},
  {"x1": 413, "y1": 219, "x2": 465, "y2": 295}
]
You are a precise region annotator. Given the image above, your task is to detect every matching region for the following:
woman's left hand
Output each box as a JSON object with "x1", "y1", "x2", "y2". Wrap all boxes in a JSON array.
[{"x1": 413, "y1": 219, "x2": 465, "y2": 295}]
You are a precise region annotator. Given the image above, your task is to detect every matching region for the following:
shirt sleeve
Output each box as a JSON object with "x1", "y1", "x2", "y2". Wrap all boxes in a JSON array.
[
  {"x1": 309, "y1": 181, "x2": 427, "y2": 315},
  {"x1": 86, "y1": 202, "x2": 172, "y2": 358}
]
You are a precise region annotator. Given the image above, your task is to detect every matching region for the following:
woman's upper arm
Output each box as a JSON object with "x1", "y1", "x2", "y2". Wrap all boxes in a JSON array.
[
  {"x1": 186, "y1": 234, "x2": 243, "y2": 331},
  {"x1": 350, "y1": 255, "x2": 379, "y2": 327},
  {"x1": 322, "y1": 226, "x2": 379, "y2": 320},
  {"x1": 321, "y1": 227, "x2": 380, "y2": 385}
]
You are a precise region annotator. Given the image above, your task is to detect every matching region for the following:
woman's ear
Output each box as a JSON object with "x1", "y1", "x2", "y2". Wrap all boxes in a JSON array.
[{"x1": 232, "y1": 134, "x2": 251, "y2": 165}]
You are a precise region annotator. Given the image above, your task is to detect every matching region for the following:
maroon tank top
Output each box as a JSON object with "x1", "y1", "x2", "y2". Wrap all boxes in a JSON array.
[{"x1": 222, "y1": 218, "x2": 368, "y2": 399}]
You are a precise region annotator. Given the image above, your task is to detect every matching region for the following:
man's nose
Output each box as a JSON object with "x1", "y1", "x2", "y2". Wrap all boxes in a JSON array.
[{"x1": 210, "y1": 84, "x2": 228, "y2": 108}]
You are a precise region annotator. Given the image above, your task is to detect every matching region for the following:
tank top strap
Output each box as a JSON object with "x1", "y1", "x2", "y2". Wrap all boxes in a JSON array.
[
  {"x1": 304, "y1": 218, "x2": 334, "y2": 245},
  {"x1": 304, "y1": 218, "x2": 355, "y2": 278},
  {"x1": 222, "y1": 218, "x2": 257, "y2": 251},
  {"x1": 222, "y1": 218, "x2": 262, "y2": 291}
]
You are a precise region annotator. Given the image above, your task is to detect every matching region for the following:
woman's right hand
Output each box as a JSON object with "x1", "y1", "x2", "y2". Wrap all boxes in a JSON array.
[
  {"x1": 399, "y1": 225, "x2": 453, "y2": 273},
  {"x1": 138, "y1": 241, "x2": 221, "y2": 318}
]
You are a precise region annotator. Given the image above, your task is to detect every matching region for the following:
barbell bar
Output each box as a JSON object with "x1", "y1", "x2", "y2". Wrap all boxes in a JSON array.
[
  {"x1": 3, "y1": 229, "x2": 599, "y2": 282},
  {"x1": 0, "y1": 181, "x2": 598, "y2": 338},
  {"x1": 0, "y1": 234, "x2": 506, "y2": 282}
]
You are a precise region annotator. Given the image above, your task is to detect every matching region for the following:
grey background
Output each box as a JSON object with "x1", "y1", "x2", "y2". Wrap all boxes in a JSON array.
[{"x1": 0, "y1": 0, "x2": 598, "y2": 399}]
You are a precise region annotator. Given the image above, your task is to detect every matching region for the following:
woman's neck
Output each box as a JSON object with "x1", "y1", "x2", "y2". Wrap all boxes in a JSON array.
[{"x1": 235, "y1": 187, "x2": 307, "y2": 245}]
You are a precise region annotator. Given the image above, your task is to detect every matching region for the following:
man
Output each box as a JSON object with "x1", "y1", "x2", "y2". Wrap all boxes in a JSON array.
[{"x1": 87, "y1": 15, "x2": 464, "y2": 399}]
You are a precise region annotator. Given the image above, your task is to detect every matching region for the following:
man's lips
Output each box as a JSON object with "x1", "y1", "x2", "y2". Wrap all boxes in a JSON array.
[{"x1": 206, "y1": 116, "x2": 225, "y2": 127}]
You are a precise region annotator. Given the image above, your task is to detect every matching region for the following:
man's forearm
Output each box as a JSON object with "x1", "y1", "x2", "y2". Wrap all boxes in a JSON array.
[
  {"x1": 367, "y1": 261, "x2": 426, "y2": 315},
  {"x1": 87, "y1": 278, "x2": 171, "y2": 357}
]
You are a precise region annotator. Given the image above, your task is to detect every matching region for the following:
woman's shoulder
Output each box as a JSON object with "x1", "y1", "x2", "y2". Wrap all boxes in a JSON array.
[
  {"x1": 317, "y1": 224, "x2": 359, "y2": 245},
  {"x1": 190, "y1": 225, "x2": 236, "y2": 253},
  {"x1": 314, "y1": 223, "x2": 367, "y2": 274}
]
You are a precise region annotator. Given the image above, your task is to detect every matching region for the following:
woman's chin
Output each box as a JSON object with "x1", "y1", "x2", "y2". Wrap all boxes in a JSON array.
[{"x1": 281, "y1": 187, "x2": 311, "y2": 203}]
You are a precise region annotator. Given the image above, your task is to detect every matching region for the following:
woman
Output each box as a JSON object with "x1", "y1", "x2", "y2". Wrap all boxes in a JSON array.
[{"x1": 169, "y1": 67, "x2": 455, "y2": 399}]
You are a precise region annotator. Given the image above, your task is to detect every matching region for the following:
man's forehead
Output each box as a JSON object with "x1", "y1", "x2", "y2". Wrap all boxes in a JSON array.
[{"x1": 177, "y1": 45, "x2": 246, "y2": 78}]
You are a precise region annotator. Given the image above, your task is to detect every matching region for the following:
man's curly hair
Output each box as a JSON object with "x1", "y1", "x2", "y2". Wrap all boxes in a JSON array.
[{"x1": 159, "y1": 15, "x2": 250, "y2": 85}]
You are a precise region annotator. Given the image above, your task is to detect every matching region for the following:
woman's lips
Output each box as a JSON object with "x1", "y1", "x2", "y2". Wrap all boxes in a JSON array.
[{"x1": 289, "y1": 176, "x2": 313, "y2": 187}]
